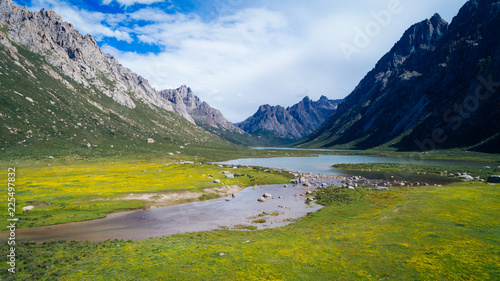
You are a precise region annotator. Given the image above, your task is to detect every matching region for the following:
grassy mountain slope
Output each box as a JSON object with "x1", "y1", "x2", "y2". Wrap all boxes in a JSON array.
[{"x1": 0, "y1": 29, "x2": 240, "y2": 160}]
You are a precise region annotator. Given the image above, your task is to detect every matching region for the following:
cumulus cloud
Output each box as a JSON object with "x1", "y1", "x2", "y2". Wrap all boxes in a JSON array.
[
  {"x1": 101, "y1": 0, "x2": 166, "y2": 7},
  {"x1": 20, "y1": 0, "x2": 469, "y2": 122},
  {"x1": 108, "y1": 1, "x2": 468, "y2": 122}
]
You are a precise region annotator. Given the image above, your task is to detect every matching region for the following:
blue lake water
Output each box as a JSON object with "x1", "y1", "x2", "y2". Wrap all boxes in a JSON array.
[{"x1": 217, "y1": 154, "x2": 487, "y2": 176}]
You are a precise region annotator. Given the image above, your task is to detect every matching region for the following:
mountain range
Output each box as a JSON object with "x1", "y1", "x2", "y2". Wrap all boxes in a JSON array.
[
  {"x1": 298, "y1": 0, "x2": 500, "y2": 153},
  {"x1": 238, "y1": 96, "x2": 341, "y2": 145},
  {"x1": 0, "y1": 0, "x2": 258, "y2": 156},
  {"x1": 0, "y1": 0, "x2": 248, "y2": 156}
]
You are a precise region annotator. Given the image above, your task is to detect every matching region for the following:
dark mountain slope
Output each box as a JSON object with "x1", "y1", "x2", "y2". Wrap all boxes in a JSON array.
[{"x1": 298, "y1": 0, "x2": 500, "y2": 153}]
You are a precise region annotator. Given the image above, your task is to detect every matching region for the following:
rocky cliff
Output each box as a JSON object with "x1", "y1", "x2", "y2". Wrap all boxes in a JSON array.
[
  {"x1": 0, "y1": 0, "x2": 248, "y2": 144},
  {"x1": 0, "y1": 0, "x2": 243, "y2": 156},
  {"x1": 239, "y1": 96, "x2": 341, "y2": 145},
  {"x1": 298, "y1": 0, "x2": 500, "y2": 153},
  {"x1": 159, "y1": 86, "x2": 255, "y2": 145}
]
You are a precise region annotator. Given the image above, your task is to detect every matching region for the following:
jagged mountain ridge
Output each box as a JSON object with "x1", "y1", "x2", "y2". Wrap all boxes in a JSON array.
[
  {"x1": 159, "y1": 86, "x2": 257, "y2": 146},
  {"x1": 0, "y1": 0, "x2": 247, "y2": 144},
  {"x1": 298, "y1": 0, "x2": 500, "y2": 153},
  {"x1": 238, "y1": 96, "x2": 341, "y2": 145}
]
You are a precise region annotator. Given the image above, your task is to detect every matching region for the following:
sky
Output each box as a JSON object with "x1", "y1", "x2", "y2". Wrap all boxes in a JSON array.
[{"x1": 14, "y1": 0, "x2": 469, "y2": 122}]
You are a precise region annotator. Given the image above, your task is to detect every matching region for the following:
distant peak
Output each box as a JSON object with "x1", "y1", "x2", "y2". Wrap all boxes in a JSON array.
[
  {"x1": 319, "y1": 95, "x2": 328, "y2": 100},
  {"x1": 430, "y1": 13, "x2": 447, "y2": 25}
]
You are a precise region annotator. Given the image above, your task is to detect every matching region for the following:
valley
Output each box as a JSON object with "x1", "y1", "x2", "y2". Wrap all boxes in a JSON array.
[{"x1": 0, "y1": 0, "x2": 499, "y2": 280}]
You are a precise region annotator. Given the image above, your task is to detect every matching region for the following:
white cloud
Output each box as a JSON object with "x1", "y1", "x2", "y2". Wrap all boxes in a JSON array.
[
  {"x1": 102, "y1": 0, "x2": 165, "y2": 7},
  {"x1": 22, "y1": 0, "x2": 470, "y2": 122},
  {"x1": 107, "y1": 1, "x2": 468, "y2": 122}
]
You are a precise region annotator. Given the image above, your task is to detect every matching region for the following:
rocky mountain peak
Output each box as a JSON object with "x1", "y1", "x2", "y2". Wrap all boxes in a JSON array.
[
  {"x1": 298, "y1": 0, "x2": 500, "y2": 152},
  {"x1": 375, "y1": 13, "x2": 448, "y2": 73},
  {"x1": 158, "y1": 86, "x2": 247, "y2": 137},
  {"x1": 238, "y1": 96, "x2": 342, "y2": 145}
]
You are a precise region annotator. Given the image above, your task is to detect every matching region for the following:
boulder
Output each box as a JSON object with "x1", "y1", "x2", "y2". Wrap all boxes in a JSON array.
[
  {"x1": 459, "y1": 174, "x2": 474, "y2": 181},
  {"x1": 376, "y1": 186, "x2": 389, "y2": 191},
  {"x1": 213, "y1": 179, "x2": 221, "y2": 184},
  {"x1": 225, "y1": 174, "x2": 235, "y2": 179},
  {"x1": 487, "y1": 175, "x2": 500, "y2": 183},
  {"x1": 22, "y1": 205, "x2": 35, "y2": 211},
  {"x1": 257, "y1": 197, "x2": 266, "y2": 202},
  {"x1": 348, "y1": 186, "x2": 355, "y2": 190},
  {"x1": 263, "y1": 193, "x2": 272, "y2": 198}
]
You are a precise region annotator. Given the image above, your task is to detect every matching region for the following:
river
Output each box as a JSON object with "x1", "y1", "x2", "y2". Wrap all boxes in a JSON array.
[{"x1": 8, "y1": 151, "x2": 489, "y2": 242}]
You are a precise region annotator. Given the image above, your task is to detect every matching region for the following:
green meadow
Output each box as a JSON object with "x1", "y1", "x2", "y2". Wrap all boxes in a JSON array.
[
  {"x1": 0, "y1": 158, "x2": 294, "y2": 229},
  {"x1": 1, "y1": 181, "x2": 498, "y2": 280}
]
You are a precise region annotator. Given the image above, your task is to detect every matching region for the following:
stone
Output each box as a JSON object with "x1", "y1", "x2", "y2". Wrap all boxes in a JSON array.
[
  {"x1": 257, "y1": 197, "x2": 266, "y2": 202},
  {"x1": 263, "y1": 193, "x2": 272, "y2": 198},
  {"x1": 487, "y1": 175, "x2": 500, "y2": 183},
  {"x1": 213, "y1": 179, "x2": 221, "y2": 184},
  {"x1": 376, "y1": 186, "x2": 389, "y2": 191},
  {"x1": 348, "y1": 186, "x2": 355, "y2": 190},
  {"x1": 22, "y1": 205, "x2": 35, "y2": 211},
  {"x1": 459, "y1": 174, "x2": 474, "y2": 181},
  {"x1": 225, "y1": 174, "x2": 234, "y2": 179}
]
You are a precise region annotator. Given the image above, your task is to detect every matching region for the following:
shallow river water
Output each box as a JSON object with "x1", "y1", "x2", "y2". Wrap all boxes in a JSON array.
[{"x1": 15, "y1": 181, "x2": 332, "y2": 242}]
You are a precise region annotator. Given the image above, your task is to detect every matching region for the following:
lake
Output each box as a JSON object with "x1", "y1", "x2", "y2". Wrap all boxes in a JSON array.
[{"x1": 217, "y1": 154, "x2": 486, "y2": 175}]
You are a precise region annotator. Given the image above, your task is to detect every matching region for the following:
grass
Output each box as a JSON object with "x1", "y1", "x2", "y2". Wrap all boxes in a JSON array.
[
  {"x1": 333, "y1": 162, "x2": 500, "y2": 179},
  {"x1": 1, "y1": 181, "x2": 498, "y2": 280},
  {"x1": 0, "y1": 158, "x2": 294, "y2": 229}
]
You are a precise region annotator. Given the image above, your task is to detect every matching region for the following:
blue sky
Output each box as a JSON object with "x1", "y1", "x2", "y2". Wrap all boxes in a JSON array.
[{"x1": 15, "y1": 0, "x2": 468, "y2": 122}]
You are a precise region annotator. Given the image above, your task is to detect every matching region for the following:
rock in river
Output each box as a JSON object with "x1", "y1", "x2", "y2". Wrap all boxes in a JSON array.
[{"x1": 487, "y1": 175, "x2": 500, "y2": 183}]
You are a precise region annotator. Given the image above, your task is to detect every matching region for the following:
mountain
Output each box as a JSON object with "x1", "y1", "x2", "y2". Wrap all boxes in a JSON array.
[
  {"x1": 0, "y1": 0, "x2": 242, "y2": 157},
  {"x1": 298, "y1": 0, "x2": 500, "y2": 153},
  {"x1": 159, "y1": 86, "x2": 257, "y2": 146},
  {"x1": 0, "y1": 0, "x2": 252, "y2": 149},
  {"x1": 238, "y1": 96, "x2": 342, "y2": 145}
]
